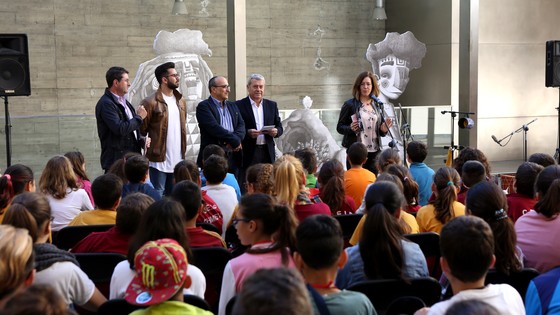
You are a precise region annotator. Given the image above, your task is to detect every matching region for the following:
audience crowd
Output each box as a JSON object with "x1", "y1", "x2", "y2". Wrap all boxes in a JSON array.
[{"x1": 0, "y1": 143, "x2": 558, "y2": 315}]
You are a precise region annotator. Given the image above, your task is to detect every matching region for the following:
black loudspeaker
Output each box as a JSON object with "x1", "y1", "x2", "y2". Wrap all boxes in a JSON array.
[
  {"x1": 546, "y1": 40, "x2": 560, "y2": 87},
  {"x1": 0, "y1": 34, "x2": 31, "y2": 96}
]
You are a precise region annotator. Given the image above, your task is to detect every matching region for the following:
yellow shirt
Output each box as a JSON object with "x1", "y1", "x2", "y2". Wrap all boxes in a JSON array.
[
  {"x1": 415, "y1": 201, "x2": 465, "y2": 234},
  {"x1": 349, "y1": 210, "x2": 420, "y2": 246},
  {"x1": 344, "y1": 168, "x2": 376, "y2": 209},
  {"x1": 68, "y1": 209, "x2": 116, "y2": 226}
]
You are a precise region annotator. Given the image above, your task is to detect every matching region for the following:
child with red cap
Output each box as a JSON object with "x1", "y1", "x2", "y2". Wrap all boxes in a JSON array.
[{"x1": 125, "y1": 238, "x2": 213, "y2": 315}]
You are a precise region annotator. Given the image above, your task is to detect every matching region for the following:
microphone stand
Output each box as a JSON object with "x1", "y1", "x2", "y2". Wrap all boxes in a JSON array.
[
  {"x1": 397, "y1": 102, "x2": 413, "y2": 166},
  {"x1": 495, "y1": 118, "x2": 537, "y2": 161},
  {"x1": 441, "y1": 110, "x2": 474, "y2": 165},
  {"x1": 373, "y1": 98, "x2": 397, "y2": 150}
]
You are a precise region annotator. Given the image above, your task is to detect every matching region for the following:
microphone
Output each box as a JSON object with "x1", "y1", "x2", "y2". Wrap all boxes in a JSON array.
[
  {"x1": 370, "y1": 94, "x2": 383, "y2": 106},
  {"x1": 491, "y1": 135, "x2": 501, "y2": 145}
]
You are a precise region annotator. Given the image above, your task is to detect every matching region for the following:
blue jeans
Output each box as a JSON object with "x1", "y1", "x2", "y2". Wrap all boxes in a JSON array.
[{"x1": 149, "y1": 167, "x2": 174, "y2": 197}]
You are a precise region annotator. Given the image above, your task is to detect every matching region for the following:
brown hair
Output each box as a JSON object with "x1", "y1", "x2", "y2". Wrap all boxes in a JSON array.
[
  {"x1": 0, "y1": 164, "x2": 34, "y2": 212},
  {"x1": 352, "y1": 71, "x2": 380, "y2": 100},
  {"x1": 240, "y1": 193, "x2": 298, "y2": 265},
  {"x1": 318, "y1": 159, "x2": 346, "y2": 215},
  {"x1": 173, "y1": 159, "x2": 200, "y2": 184},
  {"x1": 376, "y1": 148, "x2": 401, "y2": 173},
  {"x1": 3, "y1": 192, "x2": 52, "y2": 243},
  {"x1": 466, "y1": 181, "x2": 521, "y2": 275},
  {"x1": 386, "y1": 164, "x2": 419, "y2": 207},
  {"x1": 39, "y1": 155, "x2": 78, "y2": 199},
  {"x1": 452, "y1": 147, "x2": 491, "y2": 177},
  {"x1": 2, "y1": 284, "x2": 75, "y2": 315},
  {"x1": 431, "y1": 167, "x2": 461, "y2": 224},
  {"x1": 246, "y1": 163, "x2": 274, "y2": 195},
  {"x1": 360, "y1": 181, "x2": 406, "y2": 279},
  {"x1": 64, "y1": 151, "x2": 89, "y2": 182},
  {"x1": 534, "y1": 165, "x2": 560, "y2": 218}
]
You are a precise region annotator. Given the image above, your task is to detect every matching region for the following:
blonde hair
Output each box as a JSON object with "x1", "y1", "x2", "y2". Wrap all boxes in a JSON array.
[
  {"x1": 39, "y1": 155, "x2": 78, "y2": 199},
  {"x1": 274, "y1": 155, "x2": 305, "y2": 208},
  {"x1": 0, "y1": 225, "x2": 34, "y2": 301}
]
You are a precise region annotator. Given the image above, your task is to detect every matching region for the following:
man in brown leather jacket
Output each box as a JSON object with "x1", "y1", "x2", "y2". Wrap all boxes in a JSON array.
[{"x1": 140, "y1": 62, "x2": 187, "y2": 196}]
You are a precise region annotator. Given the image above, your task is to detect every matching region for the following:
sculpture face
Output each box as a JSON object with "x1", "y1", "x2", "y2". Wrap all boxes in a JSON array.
[{"x1": 377, "y1": 54, "x2": 410, "y2": 100}]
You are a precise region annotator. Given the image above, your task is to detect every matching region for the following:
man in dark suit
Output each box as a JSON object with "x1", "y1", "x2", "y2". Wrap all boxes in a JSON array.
[
  {"x1": 196, "y1": 76, "x2": 245, "y2": 176},
  {"x1": 96, "y1": 66, "x2": 147, "y2": 173},
  {"x1": 236, "y1": 74, "x2": 283, "y2": 189}
]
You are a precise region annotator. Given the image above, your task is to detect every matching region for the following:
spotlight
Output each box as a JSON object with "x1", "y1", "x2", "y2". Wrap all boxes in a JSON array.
[{"x1": 458, "y1": 117, "x2": 474, "y2": 129}]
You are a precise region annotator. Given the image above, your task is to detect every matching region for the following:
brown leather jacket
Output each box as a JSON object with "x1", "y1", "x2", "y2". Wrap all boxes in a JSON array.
[{"x1": 139, "y1": 88, "x2": 187, "y2": 162}]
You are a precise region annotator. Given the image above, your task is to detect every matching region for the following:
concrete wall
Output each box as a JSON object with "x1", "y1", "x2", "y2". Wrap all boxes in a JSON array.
[
  {"x1": 0, "y1": 0, "x2": 385, "y2": 179},
  {"x1": 386, "y1": 0, "x2": 560, "y2": 166},
  {"x1": 477, "y1": 0, "x2": 560, "y2": 163}
]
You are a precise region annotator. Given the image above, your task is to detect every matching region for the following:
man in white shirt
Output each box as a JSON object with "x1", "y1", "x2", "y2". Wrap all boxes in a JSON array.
[
  {"x1": 235, "y1": 74, "x2": 283, "y2": 191},
  {"x1": 140, "y1": 62, "x2": 187, "y2": 196}
]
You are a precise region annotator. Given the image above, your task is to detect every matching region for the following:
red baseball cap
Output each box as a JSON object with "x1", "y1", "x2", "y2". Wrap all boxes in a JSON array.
[{"x1": 125, "y1": 238, "x2": 188, "y2": 306}]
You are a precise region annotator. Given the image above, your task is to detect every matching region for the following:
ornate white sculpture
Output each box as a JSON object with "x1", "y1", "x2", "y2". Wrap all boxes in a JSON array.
[
  {"x1": 366, "y1": 31, "x2": 427, "y2": 158},
  {"x1": 128, "y1": 29, "x2": 214, "y2": 161},
  {"x1": 276, "y1": 96, "x2": 346, "y2": 168}
]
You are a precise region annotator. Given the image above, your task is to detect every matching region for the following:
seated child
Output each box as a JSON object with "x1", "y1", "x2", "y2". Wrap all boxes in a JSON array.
[
  {"x1": 200, "y1": 144, "x2": 241, "y2": 200},
  {"x1": 344, "y1": 142, "x2": 376, "y2": 209},
  {"x1": 414, "y1": 216, "x2": 524, "y2": 315},
  {"x1": 122, "y1": 155, "x2": 161, "y2": 201},
  {"x1": 125, "y1": 238, "x2": 213, "y2": 315},
  {"x1": 171, "y1": 180, "x2": 226, "y2": 248},
  {"x1": 202, "y1": 155, "x2": 238, "y2": 237},
  {"x1": 295, "y1": 147, "x2": 318, "y2": 189},
  {"x1": 294, "y1": 215, "x2": 376, "y2": 315},
  {"x1": 507, "y1": 162, "x2": 543, "y2": 222},
  {"x1": 457, "y1": 160, "x2": 486, "y2": 204},
  {"x1": 406, "y1": 141, "x2": 435, "y2": 206},
  {"x1": 71, "y1": 193, "x2": 154, "y2": 255},
  {"x1": 68, "y1": 173, "x2": 122, "y2": 226}
]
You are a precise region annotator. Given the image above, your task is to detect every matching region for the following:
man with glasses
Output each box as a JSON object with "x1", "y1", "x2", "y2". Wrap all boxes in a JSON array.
[
  {"x1": 96, "y1": 66, "x2": 148, "y2": 173},
  {"x1": 196, "y1": 76, "x2": 245, "y2": 178},
  {"x1": 139, "y1": 62, "x2": 187, "y2": 196}
]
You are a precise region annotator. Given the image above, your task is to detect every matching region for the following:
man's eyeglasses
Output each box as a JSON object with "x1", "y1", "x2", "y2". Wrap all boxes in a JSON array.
[
  {"x1": 232, "y1": 217, "x2": 251, "y2": 226},
  {"x1": 166, "y1": 73, "x2": 180, "y2": 78},
  {"x1": 215, "y1": 84, "x2": 230, "y2": 89}
]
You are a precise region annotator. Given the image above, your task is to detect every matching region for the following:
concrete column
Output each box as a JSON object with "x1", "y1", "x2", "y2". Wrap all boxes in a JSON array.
[{"x1": 227, "y1": 0, "x2": 247, "y2": 101}]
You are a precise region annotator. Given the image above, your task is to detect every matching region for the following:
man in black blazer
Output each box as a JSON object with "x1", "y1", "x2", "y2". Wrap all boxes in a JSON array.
[
  {"x1": 196, "y1": 76, "x2": 245, "y2": 175},
  {"x1": 236, "y1": 74, "x2": 283, "y2": 186}
]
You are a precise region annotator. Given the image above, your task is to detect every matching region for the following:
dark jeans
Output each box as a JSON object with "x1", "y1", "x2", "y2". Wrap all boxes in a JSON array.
[{"x1": 149, "y1": 167, "x2": 174, "y2": 197}]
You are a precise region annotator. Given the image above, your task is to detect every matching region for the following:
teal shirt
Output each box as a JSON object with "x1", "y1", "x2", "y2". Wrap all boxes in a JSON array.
[{"x1": 311, "y1": 290, "x2": 377, "y2": 315}]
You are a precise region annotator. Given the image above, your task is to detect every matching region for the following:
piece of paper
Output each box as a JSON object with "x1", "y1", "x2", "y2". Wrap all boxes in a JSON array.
[{"x1": 261, "y1": 125, "x2": 275, "y2": 131}]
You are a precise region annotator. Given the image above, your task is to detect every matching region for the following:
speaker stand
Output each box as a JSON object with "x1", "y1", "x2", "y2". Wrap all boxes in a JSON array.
[{"x1": 3, "y1": 96, "x2": 12, "y2": 167}]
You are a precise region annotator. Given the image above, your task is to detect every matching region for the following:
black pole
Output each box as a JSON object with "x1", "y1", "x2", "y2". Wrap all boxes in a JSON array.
[
  {"x1": 4, "y1": 96, "x2": 11, "y2": 167},
  {"x1": 523, "y1": 125, "x2": 529, "y2": 162}
]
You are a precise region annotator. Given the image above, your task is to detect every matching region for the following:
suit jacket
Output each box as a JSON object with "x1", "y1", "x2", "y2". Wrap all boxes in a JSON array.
[
  {"x1": 95, "y1": 89, "x2": 143, "y2": 171},
  {"x1": 236, "y1": 97, "x2": 283, "y2": 168},
  {"x1": 196, "y1": 97, "x2": 245, "y2": 166}
]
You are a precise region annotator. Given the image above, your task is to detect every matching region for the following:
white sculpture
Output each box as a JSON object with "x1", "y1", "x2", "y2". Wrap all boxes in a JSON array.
[
  {"x1": 366, "y1": 31, "x2": 427, "y2": 159},
  {"x1": 276, "y1": 96, "x2": 346, "y2": 168},
  {"x1": 128, "y1": 29, "x2": 214, "y2": 161}
]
